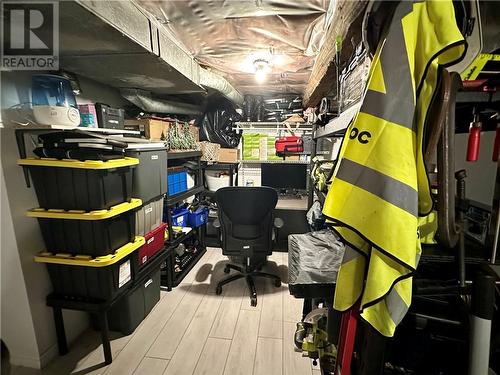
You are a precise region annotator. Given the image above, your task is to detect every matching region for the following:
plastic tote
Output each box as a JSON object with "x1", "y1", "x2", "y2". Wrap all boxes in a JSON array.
[
  {"x1": 18, "y1": 157, "x2": 138, "y2": 211},
  {"x1": 138, "y1": 223, "x2": 166, "y2": 267},
  {"x1": 188, "y1": 207, "x2": 209, "y2": 228},
  {"x1": 125, "y1": 144, "x2": 167, "y2": 204},
  {"x1": 170, "y1": 207, "x2": 189, "y2": 227},
  {"x1": 107, "y1": 268, "x2": 161, "y2": 335},
  {"x1": 27, "y1": 199, "x2": 142, "y2": 257},
  {"x1": 35, "y1": 237, "x2": 145, "y2": 301},
  {"x1": 167, "y1": 169, "x2": 188, "y2": 196},
  {"x1": 136, "y1": 196, "x2": 164, "y2": 237}
]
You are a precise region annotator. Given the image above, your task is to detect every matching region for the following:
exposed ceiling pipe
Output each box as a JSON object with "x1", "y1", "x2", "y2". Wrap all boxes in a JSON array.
[
  {"x1": 120, "y1": 88, "x2": 203, "y2": 115},
  {"x1": 199, "y1": 68, "x2": 244, "y2": 106}
]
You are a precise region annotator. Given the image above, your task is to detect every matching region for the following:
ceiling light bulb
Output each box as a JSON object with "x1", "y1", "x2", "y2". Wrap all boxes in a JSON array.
[
  {"x1": 253, "y1": 59, "x2": 270, "y2": 84},
  {"x1": 255, "y1": 69, "x2": 267, "y2": 83}
]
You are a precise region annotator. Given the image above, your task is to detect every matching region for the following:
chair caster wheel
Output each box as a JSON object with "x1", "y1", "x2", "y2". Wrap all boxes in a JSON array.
[
  {"x1": 216, "y1": 286, "x2": 222, "y2": 295},
  {"x1": 275, "y1": 279, "x2": 281, "y2": 287},
  {"x1": 250, "y1": 297, "x2": 257, "y2": 307},
  {"x1": 223, "y1": 266, "x2": 230, "y2": 274}
]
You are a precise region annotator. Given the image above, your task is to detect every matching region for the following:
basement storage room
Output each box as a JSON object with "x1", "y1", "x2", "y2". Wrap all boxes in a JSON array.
[{"x1": 1, "y1": 1, "x2": 500, "y2": 374}]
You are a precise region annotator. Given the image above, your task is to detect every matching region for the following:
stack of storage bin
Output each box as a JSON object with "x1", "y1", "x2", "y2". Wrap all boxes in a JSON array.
[
  {"x1": 19, "y1": 157, "x2": 144, "y2": 301},
  {"x1": 101, "y1": 143, "x2": 168, "y2": 334},
  {"x1": 21, "y1": 145, "x2": 169, "y2": 335},
  {"x1": 125, "y1": 144, "x2": 168, "y2": 269}
]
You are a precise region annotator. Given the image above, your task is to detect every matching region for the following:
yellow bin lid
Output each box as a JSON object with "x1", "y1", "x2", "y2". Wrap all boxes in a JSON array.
[
  {"x1": 27, "y1": 198, "x2": 142, "y2": 220},
  {"x1": 18, "y1": 157, "x2": 139, "y2": 169},
  {"x1": 34, "y1": 236, "x2": 145, "y2": 267}
]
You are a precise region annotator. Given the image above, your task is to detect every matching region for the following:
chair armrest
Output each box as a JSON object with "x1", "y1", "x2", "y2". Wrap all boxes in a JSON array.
[
  {"x1": 274, "y1": 217, "x2": 284, "y2": 229},
  {"x1": 213, "y1": 218, "x2": 221, "y2": 229}
]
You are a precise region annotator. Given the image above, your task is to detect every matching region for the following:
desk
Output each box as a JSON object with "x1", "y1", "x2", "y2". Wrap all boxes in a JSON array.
[
  {"x1": 276, "y1": 196, "x2": 308, "y2": 211},
  {"x1": 274, "y1": 197, "x2": 309, "y2": 249}
]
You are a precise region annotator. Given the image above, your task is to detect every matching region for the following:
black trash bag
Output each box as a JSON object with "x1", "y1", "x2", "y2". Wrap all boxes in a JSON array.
[{"x1": 199, "y1": 98, "x2": 241, "y2": 148}]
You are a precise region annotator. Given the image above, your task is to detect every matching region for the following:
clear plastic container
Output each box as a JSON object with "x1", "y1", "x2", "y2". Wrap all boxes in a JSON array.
[{"x1": 32, "y1": 74, "x2": 77, "y2": 109}]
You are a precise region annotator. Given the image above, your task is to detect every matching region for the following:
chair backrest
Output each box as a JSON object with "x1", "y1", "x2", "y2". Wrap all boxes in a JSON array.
[{"x1": 215, "y1": 186, "x2": 278, "y2": 257}]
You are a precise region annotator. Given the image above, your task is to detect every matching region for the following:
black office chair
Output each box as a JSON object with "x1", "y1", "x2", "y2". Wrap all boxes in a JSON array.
[{"x1": 214, "y1": 186, "x2": 283, "y2": 306}]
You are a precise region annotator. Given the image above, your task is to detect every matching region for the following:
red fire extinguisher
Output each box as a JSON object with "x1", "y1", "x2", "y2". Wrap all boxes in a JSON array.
[{"x1": 467, "y1": 109, "x2": 482, "y2": 162}]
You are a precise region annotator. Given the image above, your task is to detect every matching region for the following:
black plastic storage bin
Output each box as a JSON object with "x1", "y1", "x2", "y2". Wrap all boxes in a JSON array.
[
  {"x1": 28, "y1": 199, "x2": 142, "y2": 257},
  {"x1": 18, "y1": 157, "x2": 138, "y2": 211},
  {"x1": 107, "y1": 268, "x2": 161, "y2": 335},
  {"x1": 125, "y1": 145, "x2": 167, "y2": 204},
  {"x1": 35, "y1": 237, "x2": 145, "y2": 301}
]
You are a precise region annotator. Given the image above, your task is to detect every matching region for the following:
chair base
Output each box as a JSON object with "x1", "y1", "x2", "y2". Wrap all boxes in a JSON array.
[{"x1": 216, "y1": 263, "x2": 281, "y2": 307}]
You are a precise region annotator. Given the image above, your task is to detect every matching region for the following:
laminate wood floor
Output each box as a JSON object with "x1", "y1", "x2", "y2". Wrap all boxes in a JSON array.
[{"x1": 10, "y1": 248, "x2": 319, "y2": 375}]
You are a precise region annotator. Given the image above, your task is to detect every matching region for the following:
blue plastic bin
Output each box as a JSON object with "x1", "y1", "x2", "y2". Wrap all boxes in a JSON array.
[
  {"x1": 167, "y1": 170, "x2": 188, "y2": 196},
  {"x1": 188, "y1": 207, "x2": 209, "y2": 228},
  {"x1": 170, "y1": 207, "x2": 189, "y2": 227}
]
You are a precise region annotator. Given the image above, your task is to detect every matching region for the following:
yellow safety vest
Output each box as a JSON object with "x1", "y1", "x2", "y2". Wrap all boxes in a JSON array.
[{"x1": 323, "y1": 0, "x2": 465, "y2": 337}]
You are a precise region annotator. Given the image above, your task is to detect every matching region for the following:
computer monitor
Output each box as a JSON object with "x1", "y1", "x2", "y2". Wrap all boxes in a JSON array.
[{"x1": 261, "y1": 163, "x2": 307, "y2": 192}]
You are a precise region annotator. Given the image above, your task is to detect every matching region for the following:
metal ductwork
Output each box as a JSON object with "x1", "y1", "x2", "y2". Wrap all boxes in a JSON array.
[
  {"x1": 56, "y1": 1, "x2": 243, "y2": 107},
  {"x1": 199, "y1": 69, "x2": 244, "y2": 106},
  {"x1": 120, "y1": 89, "x2": 203, "y2": 115}
]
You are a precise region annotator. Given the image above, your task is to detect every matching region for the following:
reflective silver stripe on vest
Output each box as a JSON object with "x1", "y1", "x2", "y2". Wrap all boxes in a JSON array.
[
  {"x1": 385, "y1": 286, "x2": 409, "y2": 326},
  {"x1": 336, "y1": 159, "x2": 418, "y2": 217},
  {"x1": 342, "y1": 245, "x2": 364, "y2": 264},
  {"x1": 361, "y1": 1, "x2": 415, "y2": 131},
  {"x1": 415, "y1": 252, "x2": 421, "y2": 267}
]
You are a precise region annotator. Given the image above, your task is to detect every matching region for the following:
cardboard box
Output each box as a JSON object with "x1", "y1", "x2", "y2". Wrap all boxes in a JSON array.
[
  {"x1": 124, "y1": 119, "x2": 170, "y2": 140},
  {"x1": 218, "y1": 148, "x2": 239, "y2": 163},
  {"x1": 199, "y1": 141, "x2": 220, "y2": 162},
  {"x1": 243, "y1": 133, "x2": 264, "y2": 160},
  {"x1": 190, "y1": 125, "x2": 199, "y2": 141},
  {"x1": 259, "y1": 138, "x2": 268, "y2": 160}
]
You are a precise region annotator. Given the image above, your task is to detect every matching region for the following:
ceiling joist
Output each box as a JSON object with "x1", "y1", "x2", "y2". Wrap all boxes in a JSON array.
[{"x1": 303, "y1": 0, "x2": 368, "y2": 108}]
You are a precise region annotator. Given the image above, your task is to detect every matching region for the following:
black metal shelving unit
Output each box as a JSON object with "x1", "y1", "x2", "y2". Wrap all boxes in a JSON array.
[
  {"x1": 172, "y1": 247, "x2": 207, "y2": 287},
  {"x1": 200, "y1": 161, "x2": 240, "y2": 246},
  {"x1": 307, "y1": 103, "x2": 361, "y2": 208},
  {"x1": 167, "y1": 228, "x2": 196, "y2": 249},
  {"x1": 162, "y1": 150, "x2": 206, "y2": 290},
  {"x1": 167, "y1": 150, "x2": 203, "y2": 160},
  {"x1": 166, "y1": 185, "x2": 205, "y2": 206},
  {"x1": 202, "y1": 161, "x2": 240, "y2": 187}
]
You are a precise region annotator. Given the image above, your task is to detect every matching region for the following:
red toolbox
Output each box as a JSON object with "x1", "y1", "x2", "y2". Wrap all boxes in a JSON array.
[
  {"x1": 275, "y1": 136, "x2": 304, "y2": 154},
  {"x1": 139, "y1": 223, "x2": 166, "y2": 267}
]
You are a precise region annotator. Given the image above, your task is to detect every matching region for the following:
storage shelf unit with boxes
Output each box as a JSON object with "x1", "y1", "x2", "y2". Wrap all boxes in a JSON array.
[
  {"x1": 234, "y1": 121, "x2": 313, "y2": 188},
  {"x1": 199, "y1": 141, "x2": 240, "y2": 192},
  {"x1": 162, "y1": 150, "x2": 207, "y2": 289},
  {"x1": 124, "y1": 117, "x2": 200, "y2": 146}
]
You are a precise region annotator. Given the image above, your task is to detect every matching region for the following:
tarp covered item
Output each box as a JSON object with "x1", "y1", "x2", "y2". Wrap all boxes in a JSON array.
[
  {"x1": 199, "y1": 97, "x2": 241, "y2": 148},
  {"x1": 288, "y1": 230, "x2": 345, "y2": 286},
  {"x1": 323, "y1": 0, "x2": 465, "y2": 337}
]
